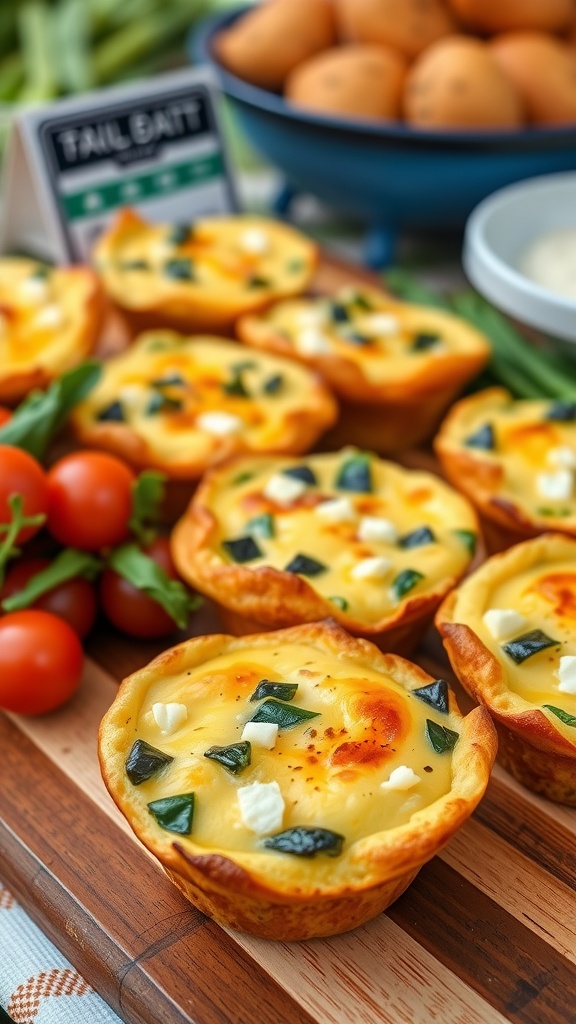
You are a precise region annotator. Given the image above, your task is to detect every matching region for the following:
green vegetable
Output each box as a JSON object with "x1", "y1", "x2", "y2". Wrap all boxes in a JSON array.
[
  {"x1": 0, "y1": 494, "x2": 46, "y2": 587},
  {"x1": 413, "y1": 680, "x2": 449, "y2": 715},
  {"x1": 222, "y1": 536, "x2": 262, "y2": 563},
  {"x1": 263, "y1": 826, "x2": 344, "y2": 857},
  {"x1": 125, "y1": 739, "x2": 173, "y2": 785},
  {"x1": 335, "y1": 453, "x2": 372, "y2": 493},
  {"x1": 412, "y1": 332, "x2": 441, "y2": 351},
  {"x1": 426, "y1": 720, "x2": 459, "y2": 754},
  {"x1": 147, "y1": 793, "x2": 195, "y2": 835},
  {"x1": 465, "y1": 423, "x2": 495, "y2": 451},
  {"x1": 0, "y1": 361, "x2": 101, "y2": 460},
  {"x1": 282, "y1": 465, "x2": 316, "y2": 485},
  {"x1": 146, "y1": 392, "x2": 183, "y2": 415},
  {"x1": 284, "y1": 553, "x2": 326, "y2": 576},
  {"x1": 222, "y1": 367, "x2": 250, "y2": 398},
  {"x1": 542, "y1": 705, "x2": 576, "y2": 728},
  {"x1": 249, "y1": 680, "x2": 298, "y2": 702},
  {"x1": 128, "y1": 470, "x2": 166, "y2": 546},
  {"x1": 247, "y1": 275, "x2": 271, "y2": 289},
  {"x1": 545, "y1": 401, "x2": 576, "y2": 422},
  {"x1": 2, "y1": 548, "x2": 101, "y2": 612},
  {"x1": 163, "y1": 258, "x2": 194, "y2": 281},
  {"x1": 502, "y1": 630, "x2": 560, "y2": 664},
  {"x1": 399, "y1": 526, "x2": 436, "y2": 549},
  {"x1": 167, "y1": 223, "x2": 192, "y2": 246},
  {"x1": 246, "y1": 513, "x2": 275, "y2": 539},
  {"x1": 248, "y1": 699, "x2": 320, "y2": 731},
  {"x1": 108, "y1": 543, "x2": 201, "y2": 629},
  {"x1": 97, "y1": 400, "x2": 124, "y2": 422},
  {"x1": 204, "y1": 742, "x2": 251, "y2": 775},
  {"x1": 263, "y1": 373, "x2": 284, "y2": 395},
  {"x1": 328, "y1": 595, "x2": 349, "y2": 611},
  {"x1": 452, "y1": 529, "x2": 477, "y2": 556},
  {"x1": 391, "y1": 568, "x2": 424, "y2": 601}
]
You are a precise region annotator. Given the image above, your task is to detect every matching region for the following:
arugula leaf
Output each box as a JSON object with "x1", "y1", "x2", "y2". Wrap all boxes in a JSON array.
[
  {"x1": 128, "y1": 471, "x2": 167, "y2": 545},
  {"x1": 0, "y1": 361, "x2": 102, "y2": 459},
  {"x1": 108, "y1": 544, "x2": 201, "y2": 629},
  {"x1": 1, "y1": 548, "x2": 102, "y2": 612}
]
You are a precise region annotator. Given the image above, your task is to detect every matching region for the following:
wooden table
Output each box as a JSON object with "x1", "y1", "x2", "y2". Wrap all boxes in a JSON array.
[{"x1": 1, "y1": 256, "x2": 576, "y2": 1024}]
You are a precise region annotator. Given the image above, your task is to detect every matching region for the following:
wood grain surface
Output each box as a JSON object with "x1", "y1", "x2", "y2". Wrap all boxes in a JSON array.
[{"x1": 1, "y1": 255, "x2": 576, "y2": 1024}]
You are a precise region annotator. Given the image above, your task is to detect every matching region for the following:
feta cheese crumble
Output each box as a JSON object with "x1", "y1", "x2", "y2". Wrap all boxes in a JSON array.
[
  {"x1": 196, "y1": 411, "x2": 244, "y2": 436},
  {"x1": 152, "y1": 702, "x2": 188, "y2": 735},
  {"x1": 351, "y1": 556, "x2": 392, "y2": 580},
  {"x1": 263, "y1": 473, "x2": 307, "y2": 505},
  {"x1": 237, "y1": 781, "x2": 284, "y2": 835},
  {"x1": 241, "y1": 721, "x2": 279, "y2": 749},
  {"x1": 482, "y1": 609, "x2": 528, "y2": 640},
  {"x1": 558, "y1": 655, "x2": 576, "y2": 694},
  {"x1": 381, "y1": 765, "x2": 421, "y2": 791}
]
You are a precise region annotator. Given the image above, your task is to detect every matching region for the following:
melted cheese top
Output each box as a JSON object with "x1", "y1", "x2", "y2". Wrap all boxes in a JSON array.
[
  {"x1": 128, "y1": 642, "x2": 456, "y2": 861},
  {"x1": 95, "y1": 213, "x2": 315, "y2": 310},
  {"x1": 450, "y1": 537, "x2": 576, "y2": 742},
  {"x1": 444, "y1": 390, "x2": 576, "y2": 527},
  {"x1": 0, "y1": 257, "x2": 95, "y2": 375},
  {"x1": 240, "y1": 286, "x2": 489, "y2": 386},
  {"x1": 205, "y1": 450, "x2": 477, "y2": 623},
  {"x1": 72, "y1": 332, "x2": 336, "y2": 468}
]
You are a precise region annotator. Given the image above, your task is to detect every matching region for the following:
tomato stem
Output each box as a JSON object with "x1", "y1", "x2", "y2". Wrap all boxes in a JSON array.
[{"x1": 0, "y1": 494, "x2": 46, "y2": 586}]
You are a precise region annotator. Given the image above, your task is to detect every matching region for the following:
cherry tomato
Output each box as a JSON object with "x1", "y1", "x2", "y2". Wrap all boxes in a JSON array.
[
  {"x1": 46, "y1": 451, "x2": 136, "y2": 551},
  {"x1": 1, "y1": 558, "x2": 97, "y2": 638},
  {"x1": 0, "y1": 445, "x2": 48, "y2": 544},
  {"x1": 0, "y1": 407, "x2": 12, "y2": 426},
  {"x1": 99, "y1": 536, "x2": 180, "y2": 639},
  {"x1": 0, "y1": 609, "x2": 84, "y2": 715}
]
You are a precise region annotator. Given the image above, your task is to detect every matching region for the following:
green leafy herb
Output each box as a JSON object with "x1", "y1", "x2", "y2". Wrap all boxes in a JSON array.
[
  {"x1": 128, "y1": 470, "x2": 167, "y2": 546},
  {"x1": 222, "y1": 536, "x2": 263, "y2": 563},
  {"x1": 545, "y1": 401, "x2": 576, "y2": 422},
  {"x1": 222, "y1": 367, "x2": 250, "y2": 397},
  {"x1": 232, "y1": 470, "x2": 254, "y2": 486},
  {"x1": 125, "y1": 739, "x2": 173, "y2": 785},
  {"x1": 413, "y1": 680, "x2": 449, "y2": 715},
  {"x1": 0, "y1": 494, "x2": 46, "y2": 587},
  {"x1": 0, "y1": 361, "x2": 101, "y2": 459},
  {"x1": 167, "y1": 223, "x2": 192, "y2": 246},
  {"x1": 453, "y1": 529, "x2": 477, "y2": 556},
  {"x1": 263, "y1": 373, "x2": 284, "y2": 395},
  {"x1": 542, "y1": 705, "x2": 576, "y2": 728},
  {"x1": 412, "y1": 332, "x2": 441, "y2": 351},
  {"x1": 164, "y1": 258, "x2": 194, "y2": 280},
  {"x1": 204, "y1": 742, "x2": 251, "y2": 775},
  {"x1": 147, "y1": 793, "x2": 195, "y2": 834},
  {"x1": 151, "y1": 373, "x2": 185, "y2": 388},
  {"x1": 2, "y1": 548, "x2": 101, "y2": 612},
  {"x1": 246, "y1": 513, "x2": 275, "y2": 539},
  {"x1": 465, "y1": 423, "x2": 495, "y2": 450},
  {"x1": 399, "y1": 526, "x2": 436, "y2": 549},
  {"x1": 426, "y1": 720, "x2": 459, "y2": 754},
  {"x1": 328, "y1": 595, "x2": 349, "y2": 611},
  {"x1": 351, "y1": 292, "x2": 373, "y2": 311},
  {"x1": 247, "y1": 275, "x2": 271, "y2": 288},
  {"x1": 263, "y1": 826, "x2": 344, "y2": 857},
  {"x1": 284, "y1": 553, "x2": 327, "y2": 576},
  {"x1": 97, "y1": 400, "x2": 124, "y2": 422},
  {"x1": 391, "y1": 568, "x2": 424, "y2": 601},
  {"x1": 283, "y1": 465, "x2": 317, "y2": 485},
  {"x1": 335, "y1": 454, "x2": 372, "y2": 493},
  {"x1": 330, "y1": 302, "x2": 350, "y2": 323},
  {"x1": 146, "y1": 391, "x2": 183, "y2": 415},
  {"x1": 249, "y1": 680, "x2": 298, "y2": 702},
  {"x1": 248, "y1": 699, "x2": 320, "y2": 731},
  {"x1": 502, "y1": 629, "x2": 560, "y2": 664},
  {"x1": 108, "y1": 544, "x2": 201, "y2": 629}
]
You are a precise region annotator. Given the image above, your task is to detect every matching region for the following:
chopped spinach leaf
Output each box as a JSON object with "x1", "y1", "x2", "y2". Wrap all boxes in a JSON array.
[
  {"x1": 412, "y1": 332, "x2": 440, "y2": 351},
  {"x1": 263, "y1": 826, "x2": 344, "y2": 857},
  {"x1": 542, "y1": 705, "x2": 576, "y2": 727},
  {"x1": 164, "y1": 258, "x2": 194, "y2": 280},
  {"x1": 204, "y1": 742, "x2": 251, "y2": 775},
  {"x1": 246, "y1": 512, "x2": 275, "y2": 539},
  {"x1": 502, "y1": 629, "x2": 560, "y2": 664},
  {"x1": 453, "y1": 529, "x2": 477, "y2": 555},
  {"x1": 426, "y1": 720, "x2": 459, "y2": 754},
  {"x1": 545, "y1": 401, "x2": 576, "y2": 422},
  {"x1": 97, "y1": 400, "x2": 124, "y2": 422},
  {"x1": 222, "y1": 535, "x2": 263, "y2": 563},
  {"x1": 391, "y1": 568, "x2": 424, "y2": 601},
  {"x1": 399, "y1": 525, "x2": 436, "y2": 549},
  {"x1": 413, "y1": 679, "x2": 449, "y2": 714},
  {"x1": 335, "y1": 454, "x2": 372, "y2": 493},
  {"x1": 328, "y1": 595, "x2": 349, "y2": 611},
  {"x1": 284, "y1": 553, "x2": 326, "y2": 576},
  {"x1": 282, "y1": 465, "x2": 317, "y2": 485},
  {"x1": 263, "y1": 373, "x2": 284, "y2": 394},
  {"x1": 249, "y1": 680, "x2": 299, "y2": 702},
  {"x1": 125, "y1": 739, "x2": 173, "y2": 785},
  {"x1": 249, "y1": 699, "x2": 320, "y2": 730},
  {"x1": 464, "y1": 423, "x2": 495, "y2": 450},
  {"x1": 147, "y1": 793, "x2": 195, "y2": 834}
]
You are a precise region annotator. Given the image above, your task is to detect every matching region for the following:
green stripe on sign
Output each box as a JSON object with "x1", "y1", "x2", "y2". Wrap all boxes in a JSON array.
[{"x1": 61, "y1": 153, "x2": 224, "y2": 221}]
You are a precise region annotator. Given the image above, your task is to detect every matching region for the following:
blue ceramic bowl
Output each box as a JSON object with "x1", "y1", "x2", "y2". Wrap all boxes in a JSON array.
[{"x1": 192, "y1": 7, "x2": 576, "y2": 262}]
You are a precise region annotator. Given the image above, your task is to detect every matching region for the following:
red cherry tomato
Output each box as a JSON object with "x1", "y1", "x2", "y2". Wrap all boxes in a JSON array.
[
  {"x1": 0, "y1": 609, "x2": 84, "y2": 715},
  {"x1": 0, "y1": 407, "x2": 12, "y2": 426},
  {"x1": 46, "y1": 451, "x2": 136, "y2": 551},
  {"x1": 99, "y1": 536, "x2": 180, "y2": 639},
  {"x1": 0, "y1": 445, "x2": 48, "y2": 544},
  {"x1": 1, "y1": 558, "x2": 97, "y2": 638}
]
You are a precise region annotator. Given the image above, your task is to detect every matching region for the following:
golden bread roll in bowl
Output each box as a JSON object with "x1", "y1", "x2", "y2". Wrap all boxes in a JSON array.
[
  {"x1": 446, "y1": 0, "x2": 574, "y2": 34},
  {"x1": 403, "y1": 36, "x2": 525, "y2": 130},
  {"x1": 285, "y1": 45, "x2": 407, "y2": 121},
  {"x1": 98, "y1": 620, "x2": 497, "y2": 940},
  {"x1": 236, "y1": 284, "x2": 490, "y2": 453},
  {"x1": 170, "y1": 448, "x2": 479, "y2": 653},
  {"x1": 337, "y1": 0, "x2": 457, "y2": 59},
  {"x1": 93, "y1": 209, "x2": 317, "y2": 337},
  {"x1": 434, "y1": 387, "x2": 576, "y2": 554},
  {"x1": 0, "y1": 257, "x2": 104, "y2": 404},
  {"x1": 436, "y1": 533, "x2": 576, "y2": 804},
  {"x1": 70, "y1": 331, "x2": 337, "y2": 480},
  {"x1": 490, "y1": 33, "x2": 576, "y2": 125},
  {"x1": 213, "y1": 0, "x2": 337, "y2": 91}
]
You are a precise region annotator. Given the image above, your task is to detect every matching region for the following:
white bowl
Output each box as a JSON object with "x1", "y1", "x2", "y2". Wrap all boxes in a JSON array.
[{"x1": 463, "y1": 171, "x2": 576, "y2": 345}]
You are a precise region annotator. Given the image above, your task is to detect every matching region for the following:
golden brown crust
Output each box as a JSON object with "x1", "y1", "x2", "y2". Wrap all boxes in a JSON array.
[
  {"x1": 436, "y1": 533, "x2": 576, "y2": 803},
  {"x1": 98, "y1": 620, "x2": 497, "y2": 939}
]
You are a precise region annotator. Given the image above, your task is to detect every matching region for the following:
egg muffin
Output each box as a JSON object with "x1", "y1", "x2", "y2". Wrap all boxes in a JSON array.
[
  {"x1": 93, "y1": 209, "x2": 317, "y2": 336},
  {"x1": 170, "y1": 447, "x2": 479, "y2": 652},
  {"x1": 0, "y1": 257, "x2": 104, "y2": 404},
  {"x1": 437, "y1": 533, "x2": 576, "y2": 803},
  {"x1": 236, "y1": 285, "x2": 490, "y2": 453},
  {"x1": 285, "y1": 45, "x2": 407, "y2": 121},
  {"x1": 435, "y1": 387, "x2": 576, "y2": 553},
  {"x1": 70, "y1": 331, "x2": 337, "y2": 480},
  {"x1": 98, "y1": 620, "x2": 497, "y2": 939}
]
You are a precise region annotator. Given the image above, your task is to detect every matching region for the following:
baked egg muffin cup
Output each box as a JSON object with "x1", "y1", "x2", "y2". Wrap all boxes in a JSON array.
[
  {"x1": 98, "y1": 620, "x2": 496, "y2": 940},
  {"x1": 93, "y1": 208, "x2": 318, "y2": 337},
  {"x1": 236, "y1": 285, "x2": 490, "y2": 453},
  {"x1": 0, "y1": 257, "x2": 105, "y2": 404},
  {"x1": 436, "y1": 533, "x2": 576, "y2": 804},
  {"x1": 170, "y1": 447, "x2": 479, "y2": 654},
  {"x1": 435, "y1": 386, "x2": 576, "y2": 553}
]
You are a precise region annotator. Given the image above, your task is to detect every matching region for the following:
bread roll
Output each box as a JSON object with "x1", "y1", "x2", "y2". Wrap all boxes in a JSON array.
[
  {"x1": 286, "y1": 44, "x2": 407, "y2": 120},
  {"x1": 446, "y1": 0, "x2": 574, "y2": 34},
  {"x1": 491, "y1": 32, "x2": 576, "y2": 124},
  {"x1": 337, "y1": 0, "x2": 457, "y2": 59}
]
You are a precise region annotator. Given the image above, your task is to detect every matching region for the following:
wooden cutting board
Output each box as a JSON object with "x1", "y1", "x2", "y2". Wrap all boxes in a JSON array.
[{"x1": 1, "y1": 254, "x2": 576, "y2": 1024}]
